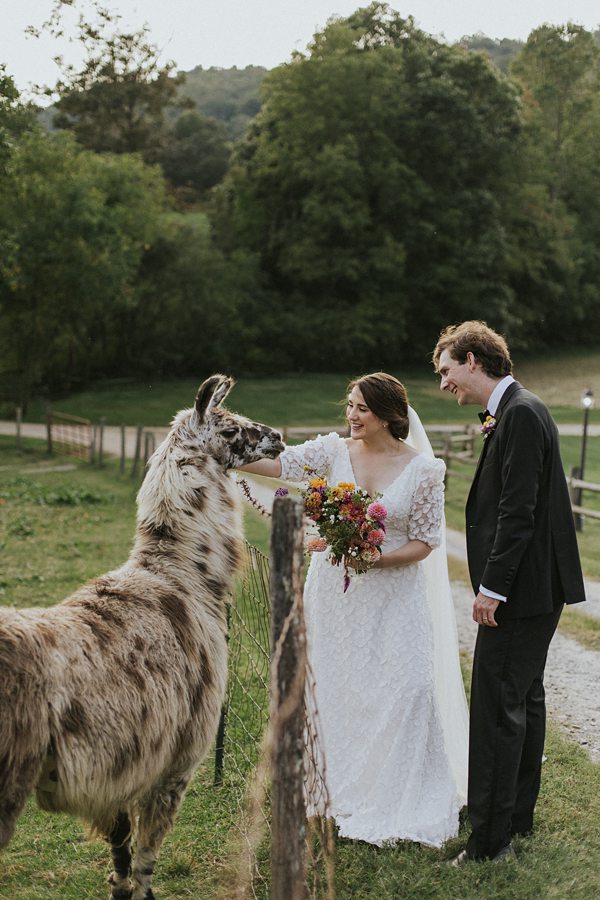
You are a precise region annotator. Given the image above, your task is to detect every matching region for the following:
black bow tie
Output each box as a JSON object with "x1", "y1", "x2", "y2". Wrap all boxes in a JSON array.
[{"x1": 478, "y1": 410, "x2": 490, "y2": 424}]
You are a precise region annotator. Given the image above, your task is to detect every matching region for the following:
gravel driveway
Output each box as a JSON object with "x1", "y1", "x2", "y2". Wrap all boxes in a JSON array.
[{"x1": 451, "y1": 579, "x2": 600, "y2": 763}]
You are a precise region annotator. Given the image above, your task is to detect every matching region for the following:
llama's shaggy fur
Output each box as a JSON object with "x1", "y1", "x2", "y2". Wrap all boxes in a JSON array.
[{"x1": 0, "y1": 375, "x2": 283, "y2": 900}]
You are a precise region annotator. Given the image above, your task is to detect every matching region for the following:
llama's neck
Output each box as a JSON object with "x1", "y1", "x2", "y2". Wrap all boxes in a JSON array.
[{"x1": 131, "y1": 449, "x2": 244, "y2": 622}]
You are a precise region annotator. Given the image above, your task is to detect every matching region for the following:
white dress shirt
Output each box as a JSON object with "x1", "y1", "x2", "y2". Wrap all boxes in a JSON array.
[{"x1": 479, "y1": 375, "x2": 515, "y2": 603}]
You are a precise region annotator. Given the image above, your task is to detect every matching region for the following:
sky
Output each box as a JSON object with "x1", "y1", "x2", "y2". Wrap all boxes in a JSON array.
[{"x1": 4, "y1": 0, "x2": 600, "y2": 99}]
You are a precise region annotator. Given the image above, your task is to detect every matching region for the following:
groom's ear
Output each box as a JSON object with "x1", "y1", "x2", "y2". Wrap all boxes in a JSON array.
[{"x1": 466, "y1": 352, "x2": 478, "y2": 370}]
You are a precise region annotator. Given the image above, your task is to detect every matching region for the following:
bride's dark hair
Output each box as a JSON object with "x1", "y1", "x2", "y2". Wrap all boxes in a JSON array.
[{"x1": 347, "y1": 372, "x2": 410, "y2": 440}]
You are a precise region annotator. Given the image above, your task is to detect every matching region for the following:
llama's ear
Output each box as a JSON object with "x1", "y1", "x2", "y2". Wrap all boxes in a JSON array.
[{"x1": 195, "y1": 375, "x2": 234, "y2": 421}]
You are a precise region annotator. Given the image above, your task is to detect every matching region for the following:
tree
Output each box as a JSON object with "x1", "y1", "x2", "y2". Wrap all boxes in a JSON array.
[
  {"x1": 510, "y1": 25, "x2": 600, "y2": 344},
  {"x1": 157, "y1": 112, "x2": 229, "y2": 200},
  {"x1": 30, "y1": 0, "x2": 190, "y2": 159},
  {"x1": 180, "y1": 65, "x2": 267, "y2": 139},
  {"x1": 215, "y1": 3, "x2": 522, "y2": 369},
  {"x1": 0, "y1": 129, "x2": 167, "y2": 407},
  {"x1": 458, "y1": 34, "x2": 523, "y2": 73},
  {"x1": 0, "y1": 67, "x2": 36, "y2": 172},
  {"x1": 511, "y1": 24, "x2": 599, "y2": 201},
  {"x1": 133, "y1": 224, "x2": 265, "y2": 377}
]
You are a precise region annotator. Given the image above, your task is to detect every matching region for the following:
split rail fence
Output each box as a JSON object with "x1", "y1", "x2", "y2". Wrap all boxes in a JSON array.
[
  {"x1": 10, "y1": 410, "x2": 600, "y2": 529},
  {"x1": 15, "y1": 412, "x2": 600, "y2": 528}
]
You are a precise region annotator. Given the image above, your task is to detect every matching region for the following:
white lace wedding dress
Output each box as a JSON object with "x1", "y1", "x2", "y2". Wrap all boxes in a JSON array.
[{"x1": 279, "y1": 431, "x2": 467, "y2": 848}]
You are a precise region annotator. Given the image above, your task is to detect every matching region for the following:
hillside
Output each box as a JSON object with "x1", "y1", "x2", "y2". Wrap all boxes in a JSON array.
[{"x1": 178, "y1": 64, "x2": 268, "y2": 139}]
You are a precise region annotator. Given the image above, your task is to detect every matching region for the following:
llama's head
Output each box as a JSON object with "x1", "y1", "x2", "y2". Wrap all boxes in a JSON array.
[{"x1": 180, "y1": 374, "x2": 283, "y2": 469}]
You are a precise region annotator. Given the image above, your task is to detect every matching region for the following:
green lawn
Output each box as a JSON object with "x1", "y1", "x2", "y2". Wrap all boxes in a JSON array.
[{"x1": 10, "y1": 346, "x2": 600, "y2": 429}]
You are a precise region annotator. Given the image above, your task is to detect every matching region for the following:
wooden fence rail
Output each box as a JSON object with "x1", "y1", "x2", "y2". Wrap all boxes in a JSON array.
[
  {"x1": 567, "y1": 469, "x2": 600, "y2": 529},
  {"x1": 34, "y1": 414, "x2": 600, "y2": 528}
]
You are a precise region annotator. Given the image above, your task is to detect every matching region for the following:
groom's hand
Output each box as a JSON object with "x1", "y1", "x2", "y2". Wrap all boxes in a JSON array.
[{"x1": 472, "y1": 593, "x2": 500, "y2": 627}]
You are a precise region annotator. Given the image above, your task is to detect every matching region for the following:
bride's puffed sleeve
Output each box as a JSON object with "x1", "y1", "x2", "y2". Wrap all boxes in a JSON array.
[
  {"x1": 279, "y1": 432, "x2": 341, "y2": 483},
  {"x1": 407, "y1": 458, "x2": 446, "y2": 549}
]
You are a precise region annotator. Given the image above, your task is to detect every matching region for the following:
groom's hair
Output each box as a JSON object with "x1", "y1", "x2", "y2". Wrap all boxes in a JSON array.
[{"x1": 432, "y1": 321, "x2": 513, "y2": 378}]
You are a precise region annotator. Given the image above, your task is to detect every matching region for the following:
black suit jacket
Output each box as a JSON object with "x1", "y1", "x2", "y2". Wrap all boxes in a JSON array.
[{"x1": 466, "y1": 381, "x2": 586, "y2": 619}]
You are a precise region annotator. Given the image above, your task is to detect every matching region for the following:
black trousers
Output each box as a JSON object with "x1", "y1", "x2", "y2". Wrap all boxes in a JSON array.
[{"x1": 465, "y1": 604, "x2": 563, "y2": 860}]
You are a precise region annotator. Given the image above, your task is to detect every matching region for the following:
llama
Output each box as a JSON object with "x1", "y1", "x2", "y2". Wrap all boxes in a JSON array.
[{"x1": 0, "y1": 375, "x2": 283, "y2": 899}]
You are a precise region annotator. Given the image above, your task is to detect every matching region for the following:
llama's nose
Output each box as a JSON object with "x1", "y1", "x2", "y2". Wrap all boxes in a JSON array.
[{"x1": 261, "y1": 426, "x2": 282, "y2": 442}]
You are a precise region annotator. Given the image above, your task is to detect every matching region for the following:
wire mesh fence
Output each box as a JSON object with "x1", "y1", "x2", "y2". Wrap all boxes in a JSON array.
[
  {"x1": 221, "y1": 537, "x2": 335, "y2": 898},
  {"x1": 47, "y1": 411, "x2": 93, "y2": 460}
]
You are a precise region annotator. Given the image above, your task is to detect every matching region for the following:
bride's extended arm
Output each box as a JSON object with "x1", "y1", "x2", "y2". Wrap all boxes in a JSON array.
[
  {"x1": 238, "y1": 458, "x2": 283, "y2": 478},
  {"x1": 238, "y1": 432, "x2": 337, "y2": 482},
  {"x1": 371, "y1": 540, "x2": 432, "y2": 569}
]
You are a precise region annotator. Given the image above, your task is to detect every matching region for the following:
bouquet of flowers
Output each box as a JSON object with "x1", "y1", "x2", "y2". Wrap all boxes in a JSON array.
[{"x1": 302, "y1": 469, "x2": 388, "y2": 592}]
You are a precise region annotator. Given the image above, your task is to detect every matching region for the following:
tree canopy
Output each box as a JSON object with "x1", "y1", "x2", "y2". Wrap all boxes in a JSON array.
[
  {"x1": 4, "y1": 4, "x2": 600, "y2": 407},
  {"x1": 215, "y1": 4, "x2": 523, "y2": 368}
]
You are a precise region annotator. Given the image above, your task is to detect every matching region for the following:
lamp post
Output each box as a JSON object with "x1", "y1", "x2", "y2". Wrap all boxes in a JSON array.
[{"x1": 575, "y1": 388, "x2": 595, "y2": 531}]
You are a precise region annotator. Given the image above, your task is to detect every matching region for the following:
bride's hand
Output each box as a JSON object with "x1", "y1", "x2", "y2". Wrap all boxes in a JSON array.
[
  {"x1": 345, "y1": 557, "x2": 371, "y2": 573},
  {"x1": 344, "y1": 551, "x2": 380, "y2": 573},
  {"x1": 306, "y1": 537, "x2": 327, "y2": 553}
]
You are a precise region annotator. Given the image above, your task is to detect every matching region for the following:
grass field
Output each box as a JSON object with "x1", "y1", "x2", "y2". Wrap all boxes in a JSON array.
[
  {"x1": 2, "y1": 438, "x2": 600, "y2": 898},
  {"x1": 11, "y1": 347, "x2": 600, "y2": 428}
]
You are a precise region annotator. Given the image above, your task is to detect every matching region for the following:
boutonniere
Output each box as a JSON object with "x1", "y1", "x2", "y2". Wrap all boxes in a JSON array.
[{"x1": 480, "y1": 414, "x2": 497, "y2": 439}]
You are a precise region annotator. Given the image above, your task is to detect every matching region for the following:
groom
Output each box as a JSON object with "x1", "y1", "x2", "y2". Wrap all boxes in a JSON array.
[{"x1": 433, "y1": 321, "x2": 586, "y2": 863}]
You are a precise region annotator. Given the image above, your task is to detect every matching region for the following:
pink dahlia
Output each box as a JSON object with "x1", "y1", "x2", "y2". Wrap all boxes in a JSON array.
[
  {"x1": 367, "y1": 528, "x2": 385, "y2": 546},
  {"x1": 367, "y1": 501, "x2": 387, "y2": 521}
]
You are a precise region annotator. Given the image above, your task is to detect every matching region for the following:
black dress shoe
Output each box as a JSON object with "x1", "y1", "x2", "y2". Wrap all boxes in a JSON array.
[
  {"x1": 491, "y1": 843, "x2": 516, "y2": 862},
  {"x1": 448, "y1": 849, "x2": 470, "y2": 867},
  {"x1": 449, "y1": 844, "x2": 515, "y2": 866}
]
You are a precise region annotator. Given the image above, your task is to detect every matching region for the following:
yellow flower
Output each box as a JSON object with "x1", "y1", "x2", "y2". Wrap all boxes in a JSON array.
[
  {"x1": 337, "y1": 482, "x2": 355, "y2": 491},
  {"x1": 309, "y1": 477, "x2": 327, "y2": 489}
]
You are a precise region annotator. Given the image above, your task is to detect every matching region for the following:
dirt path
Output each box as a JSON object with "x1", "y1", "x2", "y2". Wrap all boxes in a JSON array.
[{"x1": 451, "y1": 579, "x2": 600, "y2": 763}]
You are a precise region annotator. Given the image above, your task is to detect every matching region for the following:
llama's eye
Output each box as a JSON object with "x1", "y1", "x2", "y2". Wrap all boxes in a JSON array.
[{"x1": 221, "y1": 428, "x2": 237, "y2": 438}]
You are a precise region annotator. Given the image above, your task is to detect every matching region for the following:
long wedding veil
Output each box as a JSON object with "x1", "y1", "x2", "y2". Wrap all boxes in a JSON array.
[{"x1": 406, "y1": 406, "x2": 469, "y2": 805}]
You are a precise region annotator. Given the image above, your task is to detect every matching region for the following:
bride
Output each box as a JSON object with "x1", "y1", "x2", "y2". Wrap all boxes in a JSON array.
[{"x1": 241, "y1": 372, "x2": 468, "y2": 847}]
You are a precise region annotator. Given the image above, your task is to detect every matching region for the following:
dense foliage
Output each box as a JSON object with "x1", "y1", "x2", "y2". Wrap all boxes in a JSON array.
[
  {"x1": 213, "y1": 6, "x2": 600, "y2": 368},
  {"x1": 3, "y1": 3, "x2": 600, "y2": 405},
  {"x1": 180, "y1": 65, "x2": 268, "y2": 139},
  {"x1": 0, "y1": 78, "x2": 253, "y2": 406}
]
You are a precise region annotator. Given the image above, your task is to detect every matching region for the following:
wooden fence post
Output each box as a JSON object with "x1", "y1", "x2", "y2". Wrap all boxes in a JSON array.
[
  {"x1": 443, "y1": 434, "x2": 452, "y2": 488},
  {"x1": 130, "y1": 425, "x2": 143, "y2": 479},
  {"x1": 120, "y1": 425, "x2": 126, "y2": 474},
  {"x1": 46, "y1": 407, "x2": 53, "y2": 456},
  {"x1": 98, "y1": 417, "x2": 106, "y2": 467},
  {"x1": 466, "y1": 424, "x2": 476, "y2": 459},
  {"x1": 89, "y1": 424, "x2": 97, "y2": 465},
  {"x1": 15, "y1": 406, "x2": 22, "y2": 452},
  {"x1": 143, "y1": 431, "x2": 156, "y2": 466},
  {"x1": 570, "y1": 465, "x2": 583, "y2": 532},
  {"x1": 270, "y1": 495, "x2": 307, "y2": 900}
]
